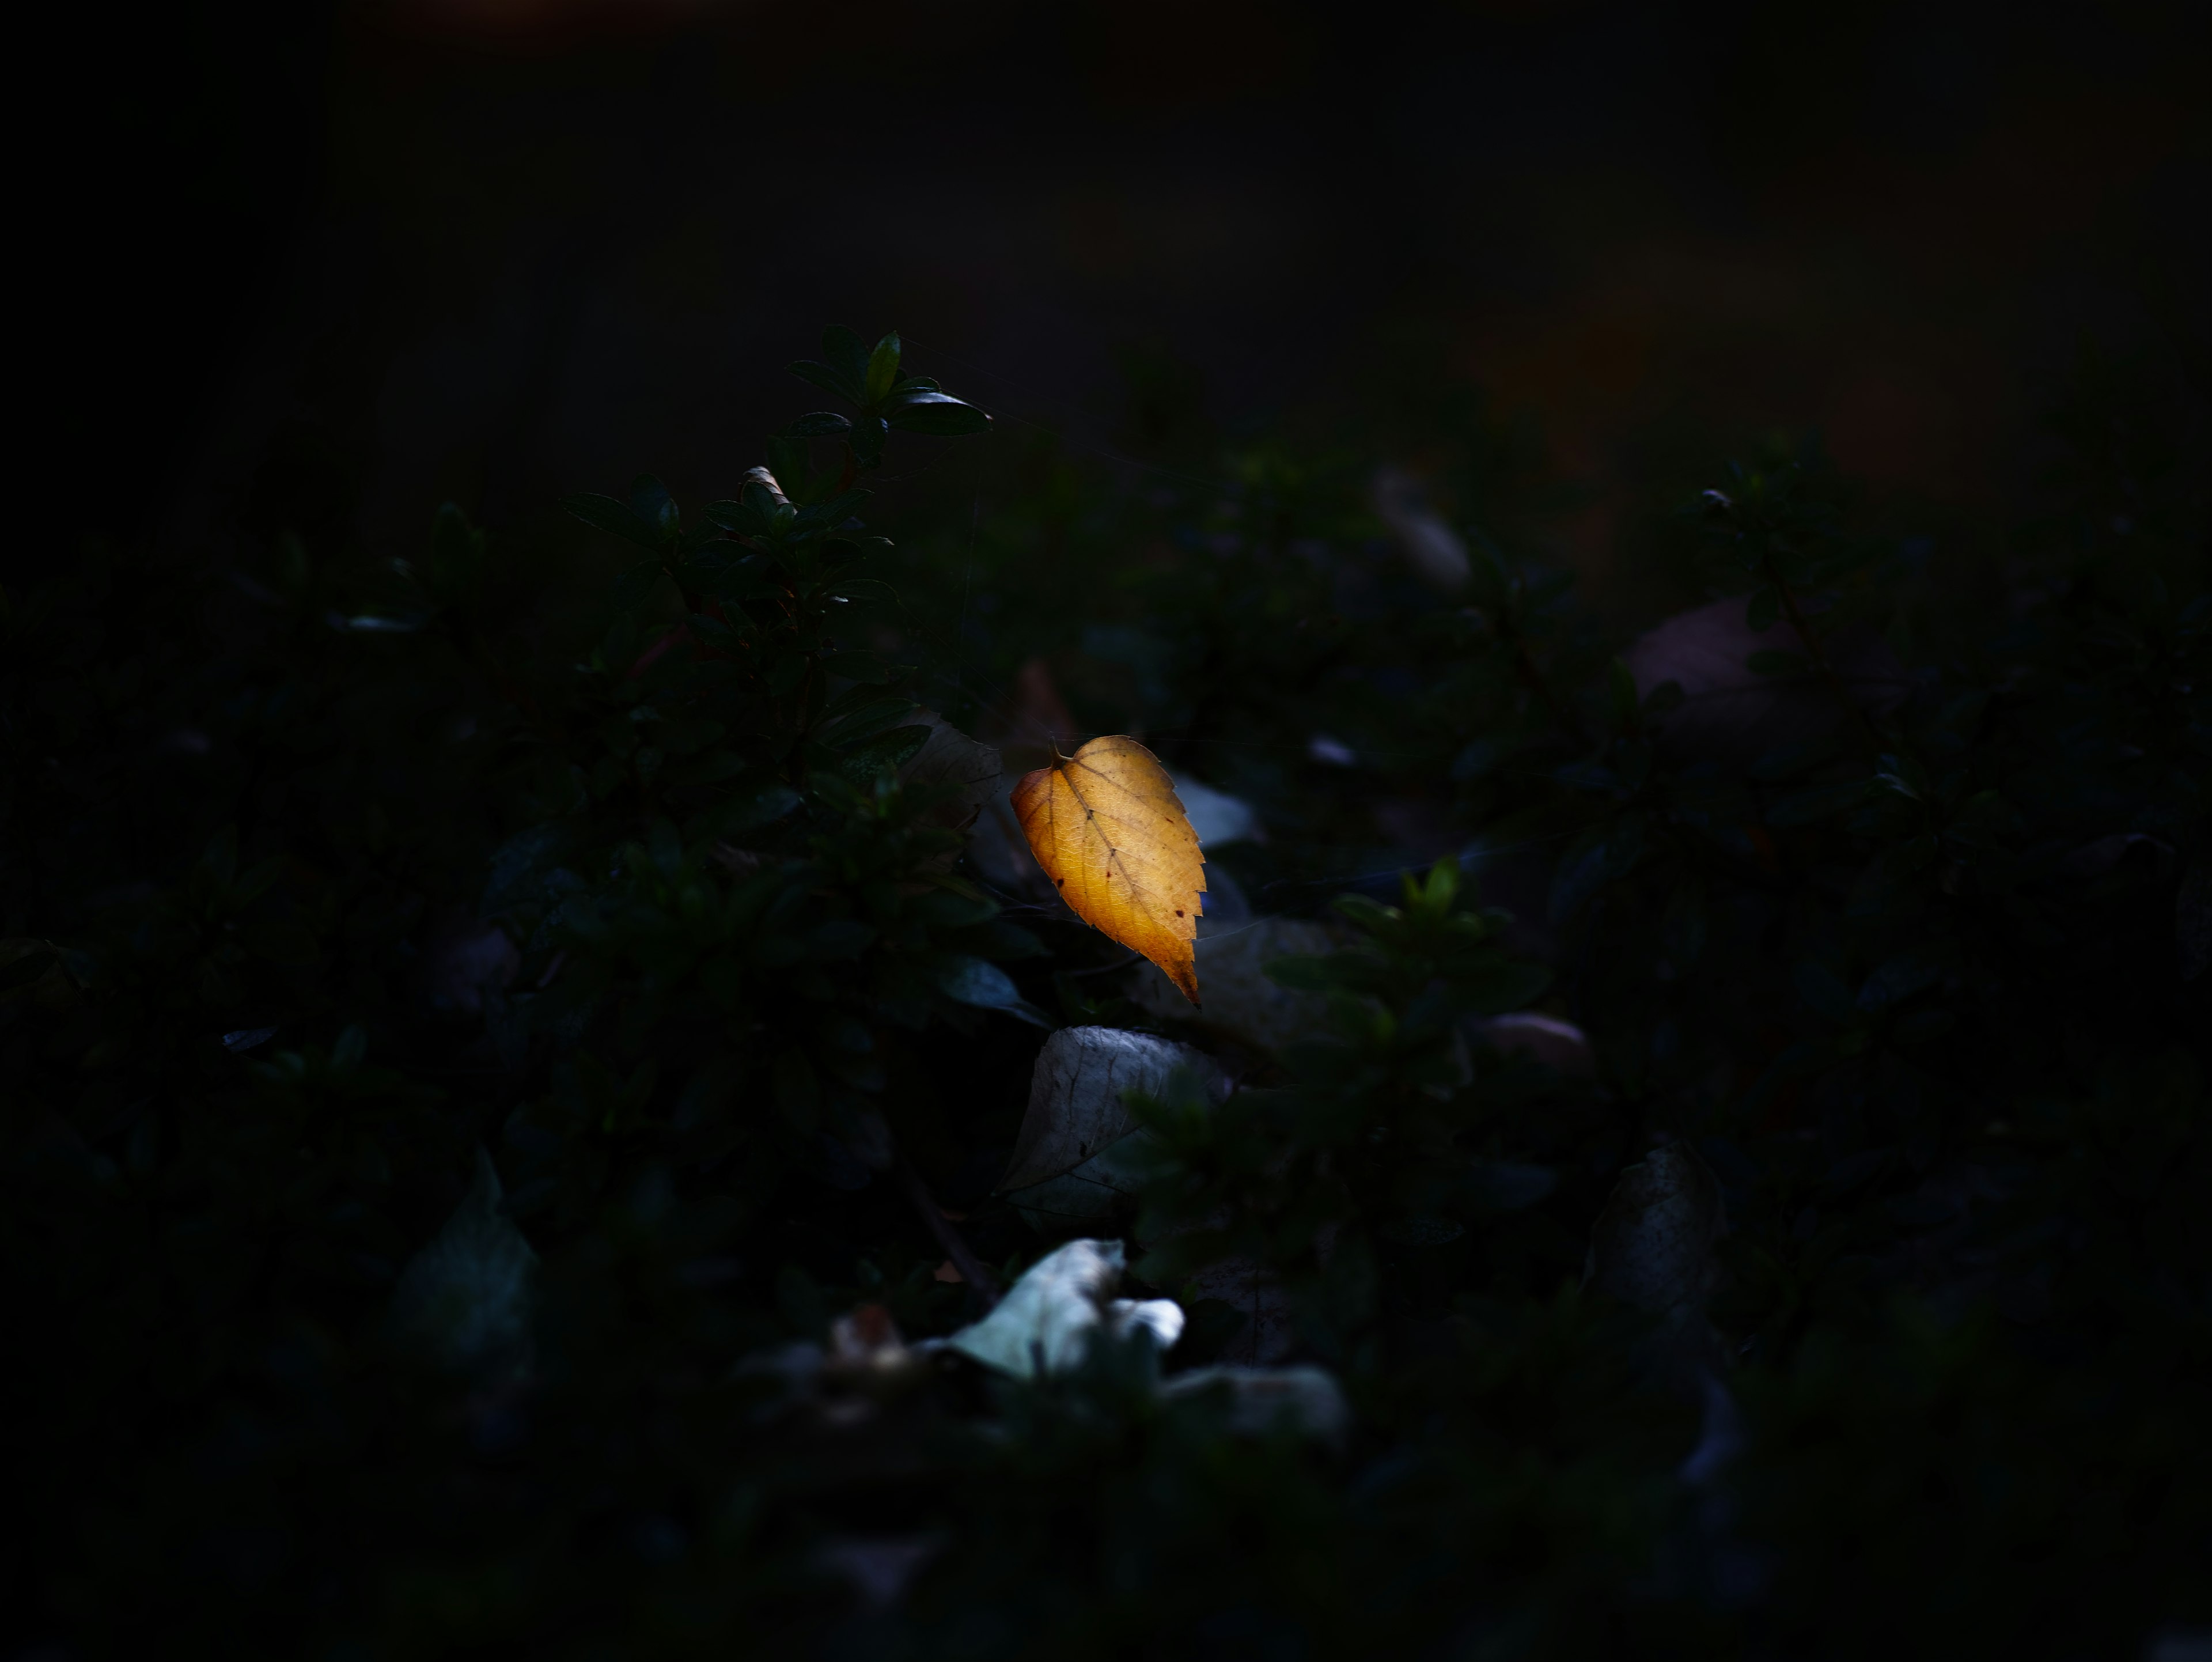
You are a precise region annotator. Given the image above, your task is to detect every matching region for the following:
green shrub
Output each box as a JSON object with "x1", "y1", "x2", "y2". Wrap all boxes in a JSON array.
[{"x1": 4, "y1": 328, "x2": 2206, "y2": 1659}]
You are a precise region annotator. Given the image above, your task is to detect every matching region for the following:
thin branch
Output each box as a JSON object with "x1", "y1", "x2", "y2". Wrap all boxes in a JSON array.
[
  {"x1": 1764, "y1": 558, "x2": 1887, "y2": 759},
  {"x1": 895, "y1": 1159, "x2": 1001, "y2": 1306}
]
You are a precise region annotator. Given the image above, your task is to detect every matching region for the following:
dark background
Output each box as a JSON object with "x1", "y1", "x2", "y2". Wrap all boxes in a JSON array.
[{"x1": 54, "y1": 0, "x2": 2210, "y2": 600}]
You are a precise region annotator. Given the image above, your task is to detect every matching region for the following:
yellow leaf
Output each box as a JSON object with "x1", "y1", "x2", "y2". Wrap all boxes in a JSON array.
[{"x1": 1011, "y1": 736, "x2": 1206, "y2": 1005}]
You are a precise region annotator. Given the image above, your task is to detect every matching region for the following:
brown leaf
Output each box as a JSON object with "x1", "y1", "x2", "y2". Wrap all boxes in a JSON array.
[{"x1": 1013, "y1": 736, "x2": 1207, "y2": 1004}]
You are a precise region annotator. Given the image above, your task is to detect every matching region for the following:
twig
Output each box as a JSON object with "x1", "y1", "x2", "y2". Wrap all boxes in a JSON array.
[
  {"x1": 1066, "y1": 949, "x2": 1142, "y2": 978},
  {"x1": 895, "y1": 1159, "x2": 1001, "y2": 1306},
  {"x1": 1763, "y1": 559, "x2": 1886, "y2": 759}
]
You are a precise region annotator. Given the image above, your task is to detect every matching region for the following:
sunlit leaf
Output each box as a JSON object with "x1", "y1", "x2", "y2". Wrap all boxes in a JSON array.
[{"x1": 1012, "y1": 736, "x2": 1207, "y2": 1005}]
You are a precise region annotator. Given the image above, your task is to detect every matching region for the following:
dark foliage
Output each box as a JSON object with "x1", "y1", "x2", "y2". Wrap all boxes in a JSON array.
[{"x1": 5, "y1": 327, "x2": 2207, "y2": 1659}]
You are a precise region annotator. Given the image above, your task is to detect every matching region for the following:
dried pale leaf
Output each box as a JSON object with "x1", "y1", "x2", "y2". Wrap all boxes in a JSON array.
[
  {"x1": 1584, "y1": 1138, "x2": 1725, "y2": 1323},
  {"x1": 1129, "y1": 917, "x2": 1339, "y2": 1051},
  {"x1": 1001, "y1": 1026, "x2": 1223, "y2": 1191},
  {"x1": 1007, "y1": 1135, "x2": 1156, "y2": 1235},
  {"x1": 946, "y1": 1238, "x2": 1181, "y2": 1379},
  {"x1": 825, "y1": 1303, "x2": 918, "y2": 1383},
  {"x1": 897, "y1": 711, "x2": 1001, "y2": 838},
  {"x1": 1108, "y1": 1297, "x2": 1185, "y2": 1349},
  {"x1": 390, "y1": 1148, "x2": 538, "y2": 1375},
  {"x1": 1013, "y1": 736, "x2": 1206, "y2": 1004}
]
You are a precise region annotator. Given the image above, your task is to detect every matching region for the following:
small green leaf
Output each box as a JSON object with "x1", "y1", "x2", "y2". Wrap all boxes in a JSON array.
[
  {"x1": 703, "y1": 498, "x2": 765, "y2": 535},
  {"x1": 935, "y1": 955, "x2": 1051, "y2": 1025},
  {"x1": 864, "y1": 331, "x2": 902, "y2": 406},
  {"x1": 885, "y1": 392, "x2": 992, "y2": 436},
  {"x1": 788, "y1": 359, "x2": 859, "y2": 403},
  {"x1": 1745, "y1": 587, "x2": 1780, "y2": 631},
  {"x1": 612, "y1": 561, "x2": 665, "y2": 612},
  {"x1": 562, "y1": 493, "x2": 666, "y2": 552},
  {"x1": 1263, "y1": 955, "x2": 1340, "y2": 993},
  {"x1": 838, "y1": 724, "x2": 933, "y2": 783},
  {"x1": 821, "y1": 325, "x2": 869, "y2": 388},
  {"x1": 0, "y1": 941, "x2": 58, "y2": 994},
  {"x1": 848, "y1": 415, "x2": 887, "y2": 468},
  {"x1": 629, "y1": 475, "x2": 678, "y2": 542}
]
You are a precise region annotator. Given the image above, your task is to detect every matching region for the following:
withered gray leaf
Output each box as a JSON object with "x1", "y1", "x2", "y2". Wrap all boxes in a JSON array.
[
  {"x1": 1584, "y1": 1138, "x2": 1726, "y2": 1324},
  {"x1": 898, "y1": 711, "x2": 1001, "y2": 839},
  {"x1": 1001, "y1": 1026, "x2": 1221, "y2": 1193},
  {"x1": 390, "y1": 1148, "x2": 539, "y2": 1376}
]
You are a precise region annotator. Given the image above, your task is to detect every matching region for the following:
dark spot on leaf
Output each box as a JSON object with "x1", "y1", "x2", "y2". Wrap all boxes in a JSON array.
[{"x1": 1175, "y1": 909, "x2": 1184, "y2": 917}]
